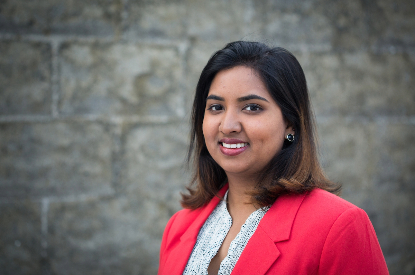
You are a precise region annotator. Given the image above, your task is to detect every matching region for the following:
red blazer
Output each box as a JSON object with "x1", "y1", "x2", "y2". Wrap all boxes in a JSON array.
[{"x1": 158, "y1": 186, "x2": 389, "y2": 274}]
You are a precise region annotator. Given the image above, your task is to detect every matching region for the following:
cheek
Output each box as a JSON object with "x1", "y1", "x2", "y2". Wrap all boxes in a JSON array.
[
  {"x1": 202, "y1": 117, "x2": 214, "y2": 143},
  {"x1": 202, "y1": 119, "x2": 208, "y2": 140},
  {"x1": 251, "y1": 120, "x2": 286, "y2": 149}
]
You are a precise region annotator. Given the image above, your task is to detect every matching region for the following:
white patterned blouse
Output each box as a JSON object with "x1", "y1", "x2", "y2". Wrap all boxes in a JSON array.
[{"x1": 183, "y1": 192, "x2": 270, "y2": 275}]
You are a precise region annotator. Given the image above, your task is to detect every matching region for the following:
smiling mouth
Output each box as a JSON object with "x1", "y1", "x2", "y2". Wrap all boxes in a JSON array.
[{"x1": 220, "y1": 142, "x2": 248, "y2": 149}]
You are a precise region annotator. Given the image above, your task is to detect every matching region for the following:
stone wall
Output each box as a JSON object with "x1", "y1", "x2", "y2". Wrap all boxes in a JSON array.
[{"x1": 0, "y1": 0, "x2": 414, "y2": 274}]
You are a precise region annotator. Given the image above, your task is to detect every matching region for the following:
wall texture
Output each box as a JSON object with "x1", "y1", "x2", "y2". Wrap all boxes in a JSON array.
[{"x1": 0, "y1": 0, "x2": 414, "y2": 274}]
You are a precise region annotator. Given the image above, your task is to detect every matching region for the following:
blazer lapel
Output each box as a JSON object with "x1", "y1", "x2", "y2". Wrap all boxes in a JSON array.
[
  {"x1": 163, "y1": 185, "x2": 228, "y2": 274},
  {"x1": 231, "y1": 192, "x2": 307, "y2": 275},
  {"x1": 230, "y1": 225, "x2": 280, "y2": 275}
]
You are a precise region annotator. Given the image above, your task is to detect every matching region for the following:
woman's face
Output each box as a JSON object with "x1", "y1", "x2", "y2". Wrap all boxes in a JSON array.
[{"x1": 202, "y1": 66, "x2": 293, "y2": 179}]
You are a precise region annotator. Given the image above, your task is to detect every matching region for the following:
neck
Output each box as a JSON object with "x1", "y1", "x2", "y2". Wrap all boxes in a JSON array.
[{"x1": 225, "y1": 174, "x2": 258, "y2": 223}]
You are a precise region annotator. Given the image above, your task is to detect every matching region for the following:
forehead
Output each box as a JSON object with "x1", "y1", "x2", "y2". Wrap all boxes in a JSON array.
[{"x1": 208, "y1": 66, "x2": 269, "y2": 98}]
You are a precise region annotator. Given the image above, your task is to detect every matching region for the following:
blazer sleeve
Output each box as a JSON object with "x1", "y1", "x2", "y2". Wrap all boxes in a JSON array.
[
  {"x1": 318, "y1": 207, "x2": 389, "y2": 275},
  {"x1": 158, "y1": 212, "x2": 179, "y2": 273}
]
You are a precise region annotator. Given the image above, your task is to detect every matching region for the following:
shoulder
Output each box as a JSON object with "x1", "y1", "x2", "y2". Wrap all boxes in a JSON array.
[
  {"x1": 262, "y1": 190, "x2": 388, "y2": 274},
  {"x1": 162, "y1": 186, "x2": 228, "y2": 248},
  {"x1": 159, "y1": 207, "x2": 199, "y2": 259},
  {"x1": 306, "y1": 188, "x2": 355, "y2": 207},
  {"x1": 296, "y1": 188, "x2": 365, "y2": 228},
  {"x1": 161, "y1": 202, "x2": 213, "y2": 248},
  {"x1": 272, "y1": 188, "x2": 360, "y2": 222},
  {"x1": 284, "y1": 188, "x2": 380, "y2": 253},
  {"x1": 164, "y1": 208, "x2": 200, "y2": 237},
  {"x1": 266, "y1": 188, "x2": 370, "y2": 240},
  {"x1": 304, "y1": 190, "x2": 389, "y2": 273},
  {"x1": 303, "y1": 188, "x2": 357, "y2": 213},
  {"x1": 302, "y1": 188, "x2": 374, "y2": 231},
  {"x1": 159, "y1": 205, "x2": 215, "y2": 273}
]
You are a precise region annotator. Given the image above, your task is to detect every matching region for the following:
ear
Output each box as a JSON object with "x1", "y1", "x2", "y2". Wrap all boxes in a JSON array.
[{"x1": 284, "y1": 121, "x2": 295, "y2": 136}]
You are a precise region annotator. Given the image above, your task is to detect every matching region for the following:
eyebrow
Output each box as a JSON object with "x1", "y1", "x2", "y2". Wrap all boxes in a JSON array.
[
  {"x1": 206, "y1": 94, "x2": 269, "y2": 103},
  {"x1": 238, "y1": 94, "x2": 269, "y2": 103},
  {"x1": 206, "y1": 95, "x2": 224, "y2": 101}
]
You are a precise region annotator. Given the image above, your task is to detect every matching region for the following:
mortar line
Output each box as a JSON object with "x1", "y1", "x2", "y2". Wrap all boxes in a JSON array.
[
  {"x1": 41, "y1": 198, "x2": 49, "y2": 258},
  {"x1": 0, "y1": 114, "x2": 182, "y2": 124},
  {"x1": 51, "y1": 40, "x2": 60, "y2": 118},
  {"x1": 110, "y1": 121, "x2": 123, "y2": 193},
  {"x1": 0, "y1": 115, "x2": 54, "y2": 123},
  {"x1": 1, "y1": 33, "x2": 414, "y2": 55},
  {"x1": 0, "y1": 114, "x2": 414, "y2": 124},
  {"x1": 0, "y1": 189, "x2": 115, "y2": 204},
  {"x1": 315, "y1": 115, "x2": 415, "y2": 124},
  {"x1": 0, "y1": 32, "x2": 187, "y2": 47},
  {"x1": 120, "y1": 0, "x2": 129, "y2": 39}
]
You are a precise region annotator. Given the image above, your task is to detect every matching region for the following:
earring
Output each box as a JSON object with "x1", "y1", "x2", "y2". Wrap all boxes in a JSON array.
[{"x1": 286, "y1": 133, "x2": 295, "y2": 142}]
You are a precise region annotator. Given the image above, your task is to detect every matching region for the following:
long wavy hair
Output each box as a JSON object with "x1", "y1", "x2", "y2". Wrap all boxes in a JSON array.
[{"x1": 181, "y1": 41, "x2": 340, "y2": 209}]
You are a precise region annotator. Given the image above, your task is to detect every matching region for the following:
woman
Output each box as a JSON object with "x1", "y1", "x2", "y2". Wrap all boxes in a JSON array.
[{"x1": 158, "y1": 41, "x2": 388, "y2": 275}]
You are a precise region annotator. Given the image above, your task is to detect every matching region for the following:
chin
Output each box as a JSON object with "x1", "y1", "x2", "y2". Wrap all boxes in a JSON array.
[{"x1": 222, "y1": 166, "x2": 254, "y2": 177}]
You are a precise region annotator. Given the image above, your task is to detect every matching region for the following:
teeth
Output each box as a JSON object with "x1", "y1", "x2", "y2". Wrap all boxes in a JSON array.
[{"x1": 222, "y1": 142, "x2": 247, "y2": 149}]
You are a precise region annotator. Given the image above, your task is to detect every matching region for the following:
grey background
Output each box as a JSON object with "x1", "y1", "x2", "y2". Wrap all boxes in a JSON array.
[{"x1": 0, "y1": 0, "x2": 414, "y2": 274}]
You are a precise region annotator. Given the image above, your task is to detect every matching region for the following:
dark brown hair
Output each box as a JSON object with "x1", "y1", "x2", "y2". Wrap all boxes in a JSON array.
[{"x1": 181, "y1": 41, "x2": 340, "y2": 209}]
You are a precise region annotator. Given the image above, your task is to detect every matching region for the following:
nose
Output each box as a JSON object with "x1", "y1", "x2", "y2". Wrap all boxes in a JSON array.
[{"x1": 219, "y1": 110, "x2": 241, "y2": 134}]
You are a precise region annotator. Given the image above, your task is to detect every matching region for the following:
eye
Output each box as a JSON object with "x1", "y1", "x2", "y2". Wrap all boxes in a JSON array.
[
  {"x1": 243, "y1": 103, "x2": 262, "y2": 112},
  {"x1": 207, "y1": 104, "x2": 223, "y2": 112}
]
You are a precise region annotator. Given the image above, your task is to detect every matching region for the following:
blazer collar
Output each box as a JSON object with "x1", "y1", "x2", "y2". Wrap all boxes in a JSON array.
[
  {"x1": 260, "y1": 191, "x2": 308, "y2": 242},
  {"x1": 164, "y1": 185, "x2": 228, "y2": 274},
  {"x1": 231, "y1": 191, "x2": 307, "y2": 274},
  {"x1": 180, "y1": 186, "x2": 306, "y2": 243},
  {"x1": 180, "y1": 185, "x2": 228, "y2": 243},
  {"x1": 167, "y1": 186, "x2": 307, "y2": 275}
]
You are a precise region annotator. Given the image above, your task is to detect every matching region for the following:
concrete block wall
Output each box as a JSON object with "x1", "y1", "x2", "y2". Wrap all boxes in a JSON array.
[{"x1": 0, "y1": 0, "x2": 414, "y2": 274}]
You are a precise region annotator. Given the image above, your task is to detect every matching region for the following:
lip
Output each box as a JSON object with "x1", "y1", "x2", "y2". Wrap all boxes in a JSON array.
[{"x1": 219, "y1": 138, "x2": 249, "y2": 156}]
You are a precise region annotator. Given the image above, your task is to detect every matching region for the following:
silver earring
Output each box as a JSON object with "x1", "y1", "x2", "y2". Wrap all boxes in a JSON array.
[{"x1": 286, "y1": 133, "x2": 294, "y2": 142}]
